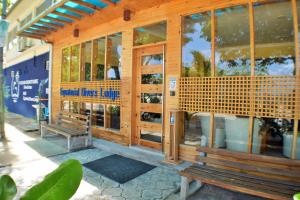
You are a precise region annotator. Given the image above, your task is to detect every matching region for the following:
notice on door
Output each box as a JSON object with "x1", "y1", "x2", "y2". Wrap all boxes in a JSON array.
[{"x1": 169, "y1": 77, "x2": 176, "y2": 96}]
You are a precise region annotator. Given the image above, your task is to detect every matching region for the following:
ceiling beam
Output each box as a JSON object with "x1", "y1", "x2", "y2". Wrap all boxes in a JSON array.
[
  {"x1": 28, "y1": 28, "x2": 50, "y2": 33},
  {"x1": 100, "y1": 0, "x2": 116, "y2": 6},
  {"x1": 52, "y1": 11, "x2": 81, "y2": 21},
  {"x1": 72, "y1": 0, "x2": 99, "y2": 11},
  {"x1": 61, "y1": 5, "x2": 90, "y2": 16},
  {"x1": 43, "y1": 16, "x2": 71, "y2": 25},
  {"x1": 20, "y1": 33, "x2": 43, "y2": 40},
  {"x1": 35, "y1": 21, "x2": 61, "y2": 29},
  {"x1": 23, "y1": 31, "x2": 46, "y2": 37},
  {"x1": 32, "y1": 24, "x2": 57, "y2": 31}
]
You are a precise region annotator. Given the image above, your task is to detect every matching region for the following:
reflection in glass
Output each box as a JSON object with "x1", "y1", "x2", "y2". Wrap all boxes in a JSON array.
[
  {"x1": 214, "y1": 115, "x2": 249, "y2": 153},
  {"x1": 215, "y1": 5, "x2": 250, "y2": 76},
  {"x1": 254, "y1": 1, "x2": 295, "y2": 76},
  {"x1": 93, "y1": 37, "x2": 105, "y2": 80},
  {"x1": 62, "y1": 101, "x2": 69, "y2": 111},
  {"x1": 182, "y1": 12, "x2": 211, "y2": 77},
  {"x1": 253, "y1": 118, "x2": 296, "y2": 158},
  {"x1": 140, "y1": 130, "x2": 162, "y2": 143},
  {"x1": 107, "y1": 33, "x2": 122, "y2": 80},
  {"x1": 184, "y1": 112, "x2": 210, "y2": 146},
  {"x1": 61, "y1": 48, "x2": 70, "y2": 82},
  {"x1": 141, "y1": 74, "x2": 163, "y2": 84},
  {"x1": 106, "y1": 105, "x2": 120, "y2": 130},
  {"x1": 70, "y1": 45, "x2": 80, "y2": 82},
  {"x1": 142, "y1": 54, "x2": 163, "y2": 65},
  {"x1": 141, "y1": 112, "x2": 162, "y2": 123},
  {"x1": 134, "y1": 21, "x2": 167, "y2": 46},
  {"x1": 141, "y1": 93, "x2": 162, "y2": 104},
  {"x1": 80, "y1": 102, "x2": 91, "y2": 116},
  {"x1": 82, "y1": 41, "x2": 92, "y2": 81},
  {"x1": 92, "y1": 104, "x2": 104, "y2": 127},
  {"x1": 70, "y1": 101, "x2": 79, "y2": 114}
]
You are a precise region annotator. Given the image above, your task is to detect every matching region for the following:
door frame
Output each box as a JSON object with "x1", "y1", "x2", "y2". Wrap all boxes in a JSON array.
[{"x1": 131, "y1": 43, "x2": 166, "y2": 151}]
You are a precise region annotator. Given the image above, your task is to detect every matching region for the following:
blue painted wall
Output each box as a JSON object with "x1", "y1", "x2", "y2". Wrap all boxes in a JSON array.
[{"x1": 4, "y1": 52, "x2": 49, "y2": 119}]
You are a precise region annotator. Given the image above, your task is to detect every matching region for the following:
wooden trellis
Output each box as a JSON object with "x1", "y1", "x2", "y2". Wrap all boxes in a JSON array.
[{"x1": 179, "y1": 76, "x2": 300, "y2": 119}]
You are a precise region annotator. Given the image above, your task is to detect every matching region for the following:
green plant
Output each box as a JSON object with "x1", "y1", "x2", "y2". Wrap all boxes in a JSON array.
[
  {"x1": 0, "y1": 175, "x2": 17, "y2": 200},
  {"x1": 0, "y1": 159, "x2": 82, "y2": 200}
]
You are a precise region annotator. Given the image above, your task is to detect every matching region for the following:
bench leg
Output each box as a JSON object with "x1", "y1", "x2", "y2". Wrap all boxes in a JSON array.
[
  {"x1": 180, "y1": 176, "x2": 190, "y2": 200},
  {"x1": 67, "y1": 137, "x2": 71, "y2": 152},
  {"x1": 85, "y1": 137, "x2": 89, "y2": 147},
  {"x1": 41, "y1": 127, "x2": 47, "y2": 138}
]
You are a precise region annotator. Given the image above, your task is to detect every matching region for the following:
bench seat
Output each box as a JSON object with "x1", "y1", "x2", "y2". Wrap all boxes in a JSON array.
[{"x1": 41, "y1": 112, "x2": 91, "y2": 151}]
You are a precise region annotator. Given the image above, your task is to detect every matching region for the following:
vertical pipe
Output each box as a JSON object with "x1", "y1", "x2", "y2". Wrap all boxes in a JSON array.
[
  {"x1": 48, "y1": 44, "x2": 53, "y2": 123},
  {"x1": 0, "y1": 0, "x2": 7, "y2": 140}
]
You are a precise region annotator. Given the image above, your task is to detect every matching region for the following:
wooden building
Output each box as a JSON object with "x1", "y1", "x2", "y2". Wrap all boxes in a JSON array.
[{"x1": 17, "y1": 0, "x2": 300, "y2": 169}]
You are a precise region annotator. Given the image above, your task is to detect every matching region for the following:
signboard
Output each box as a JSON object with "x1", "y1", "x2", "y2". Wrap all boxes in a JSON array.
[
  {"x1": 169, "y1": 77, "x2": 176, "y2": 96},
  {"x1": 4, "y1": 53, "x2": 49, "y2": 118},
  {"x1": 60, "y1": 87, "x2": 120, "y2": 101}
]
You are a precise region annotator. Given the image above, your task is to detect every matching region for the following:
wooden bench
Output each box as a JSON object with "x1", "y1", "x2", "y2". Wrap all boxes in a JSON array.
[
  {"x1": 179, "y1": 147, "x2": 300, "y2": 200},
  {"x1": 41, "y1": 111, "x2": 92, "y2": 152}
]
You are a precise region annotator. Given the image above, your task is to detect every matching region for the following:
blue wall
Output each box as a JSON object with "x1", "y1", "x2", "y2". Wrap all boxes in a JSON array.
[{"x1": 4, "y1": 52, "x2": 49, "y2": 119}]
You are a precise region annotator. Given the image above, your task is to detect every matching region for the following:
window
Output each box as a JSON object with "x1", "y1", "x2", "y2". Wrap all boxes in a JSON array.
[
  {"x1": 214, "y1": 115, "x2": 249, "y2": 153},
  {"x1": 134, "y1": 21, "x2": 167, "y2": 46},
  {"x1": 70, "y1": 45, "x2": 80, "y2": 82},
  {"x1": 106, "y1": 105, "x2": 121, "y2": 130},
  {"x1": 61, "y1": 101, "x2": 70, "y2": 111},
  {"x1": 92, "y1": 104, "x2": 105, "y2": 127},
  {"x1": 80, "y1": 102, "x2": 92, "y2": 116},
  {"x1": 93, "y1": 37, "x2": 105, "y2": 80},
  {"x1": 61, "y1": 48, "x2": 70, "y2": 82},
  {"x1": 215, "y1": 5, "x2": 250, "y2": 76},
  {"x1": 82, "y1": 41, "x2": 92, "y2": 81},
  {"x1": 254, "y1": 1, "x2": 295, "y2": 76},
  {"x1": 107, "y1": 33, "x2": 122, "y2": 80},
  {"x1": 182, "y1": 12, "x2": 211, "y2": 77},
  {"x1": 184, "y1": 112, "x2": 210, "y2": 146},
  {"x1": 70, "y1": 102, "x2": 80, "y2": 114}
]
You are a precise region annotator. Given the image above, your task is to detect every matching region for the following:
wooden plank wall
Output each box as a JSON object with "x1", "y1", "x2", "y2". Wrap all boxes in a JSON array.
[{"x1": 50, "y1": 0, "x2": 294, "y2": 159}]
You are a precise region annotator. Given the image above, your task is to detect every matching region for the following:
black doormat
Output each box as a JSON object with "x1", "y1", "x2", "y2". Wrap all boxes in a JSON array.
[{"x1": 83, "y1": 154, "x2": 156, "y2": 184}]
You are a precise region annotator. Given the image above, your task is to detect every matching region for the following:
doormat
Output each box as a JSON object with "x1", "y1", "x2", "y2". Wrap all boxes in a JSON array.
[{"x1": 83, "y1": 154, "x2": 156, "y2": 184}]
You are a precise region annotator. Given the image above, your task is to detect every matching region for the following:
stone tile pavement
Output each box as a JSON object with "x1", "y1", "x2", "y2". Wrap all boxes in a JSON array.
[{"x1": 1, "y1": 112, "x2": 265, "y2": 200}]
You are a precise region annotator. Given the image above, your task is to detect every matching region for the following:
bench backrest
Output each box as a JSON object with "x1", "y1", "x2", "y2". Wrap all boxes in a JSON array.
[
  {"x1": 197, "y1": 147, "x2": 300, "y2": 184},
  {"x1": 56, "y1": 111, "x2": 91, "y2": 135}
]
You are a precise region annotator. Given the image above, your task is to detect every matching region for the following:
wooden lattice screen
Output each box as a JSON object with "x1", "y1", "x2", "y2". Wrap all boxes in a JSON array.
[
  {"x1": 60, "y1": 80, "x2": 121, "y2": 105},
  {"x1": 179, "y1": 76, "x2": 300, "y2": 119}
]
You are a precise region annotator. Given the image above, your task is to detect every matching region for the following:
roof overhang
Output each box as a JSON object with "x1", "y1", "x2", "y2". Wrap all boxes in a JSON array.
[{"x1": 17, "y1": 0, "x2": 120, "y2": 40}]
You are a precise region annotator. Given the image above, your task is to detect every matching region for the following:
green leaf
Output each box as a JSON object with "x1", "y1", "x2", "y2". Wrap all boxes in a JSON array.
[
  {"x1": 21, "y1": 159, "x2": 83, "y2": 200},
  {"x1": 0, "y1": 175, "x2": 17, "y2": 200},
  {"x1": 294, "y1": 193, "x2": 300, "y2": 200}
]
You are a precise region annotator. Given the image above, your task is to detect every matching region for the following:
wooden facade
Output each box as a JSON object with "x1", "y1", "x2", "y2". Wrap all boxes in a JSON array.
[{"x1": 18, "y1": 0, "x2": 300, "y2": 168}]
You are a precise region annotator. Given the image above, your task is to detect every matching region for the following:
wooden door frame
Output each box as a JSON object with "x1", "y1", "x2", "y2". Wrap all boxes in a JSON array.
[{"x1": 131, "y1": 43, "x2": 166, "y2": 151}]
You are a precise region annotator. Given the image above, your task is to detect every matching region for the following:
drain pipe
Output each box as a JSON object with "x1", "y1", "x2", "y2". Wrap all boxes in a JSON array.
[{"x1": 48, "y1": 43, "x2": 53, "y2": 124}]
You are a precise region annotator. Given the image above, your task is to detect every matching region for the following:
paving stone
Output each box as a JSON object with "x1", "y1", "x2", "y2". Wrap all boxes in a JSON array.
[
  {"x1": 102, "y1": 187, "x2": 123, "y2": 197},
  {"x1": 142, "y1": 189, "x2": 162, "y2": 199}
]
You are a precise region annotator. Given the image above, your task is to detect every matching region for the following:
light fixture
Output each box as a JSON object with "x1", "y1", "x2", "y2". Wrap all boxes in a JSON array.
[{"x1": 123, "y1": 9, "x2": 131, "y2": 21}]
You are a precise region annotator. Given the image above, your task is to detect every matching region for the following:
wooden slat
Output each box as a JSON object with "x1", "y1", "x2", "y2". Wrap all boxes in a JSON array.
[
  {"x1": 60, "y1": 111, "x2": 89, "y2": 120},
  {"x1": 100, "y1": 0, "x2": 116, "y2": 6},
  {"x1": 72, "y1": 0, "x2": 99, "y2": 11},
  {"x1": 141, "y1": 65, "x2": 163, "y2": 74},
  {"x1": 139, "y1": 121, "x2": 162, "y2": 132},
  {"x1": 141, "y1": 84, "x2": 163, "y2": 93},
  {"x1": 43, "y1": 16, "x2": 71, "y2": 25},
  {"x1": 32, "y1": 23, "x2": 58, "y2": 30},
  {"x1": 197, "y1": 147, "x2": 300, "y2": 167},
  {"x1": 61, "y1": 5, "x2": 89, "y2": 16},
  {"x1": 140, "y1": 103, "x2": 162, "y2": 113}
]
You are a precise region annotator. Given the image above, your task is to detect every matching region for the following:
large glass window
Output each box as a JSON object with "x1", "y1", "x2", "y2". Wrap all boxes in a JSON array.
[
  {"x1": 70, "y1": 45, "x2": 80, "y2": 82},
  {"x1": 252, "y1": 118, "x2": 296, "y2": 159},
  {"x1": 214, "y1": 115, "x2": 249, "y2": 153},
  {"x1": 70, "y1": 101, "x2": 80, "y2": 114},
  {"x1": 106, "y1": 105, "x2": 121, "y2": 130},
  {"x1": 107, "y1": 33, "x2": 122, "y2": 80},
  {"x1": 82, "y1": 41, "x2": 92, "y2": 81},
  {"x1": 61, "y1": 48, "x2": 70, "y2": 82},
  {"x1": 182, "y1": 12, "x2": 211, "y2": 77},
  {"x1": 184, "y1": 112, "x2": 210, "y2": 146},
  {"x1": 254, "y1": 1, "x2": 295, "y2": 76},
  {"x1": 93, "y1": 37, "x2": 105, "y2": 80},
  {"x1": 215, "y1": 5, "x2": 250, "y2": 76},
  {"x1": 134, "y1": 21, "x2": 167, "y2": 46},
  {"x1": 80, "y1": 102, "x2": 91, "y2": 116}
]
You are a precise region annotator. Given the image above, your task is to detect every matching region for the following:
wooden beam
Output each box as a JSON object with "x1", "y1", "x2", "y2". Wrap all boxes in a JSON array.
[
  {"x1": 43, "y1": 16, "x2": 71, "y2": 25},
  {"x1": 72, "y1": 0, "x2": 99, "y2": 11},
  {"x1": 23, "y1": 31, "x2": 46, "y2": 37},
  {"x1": 100, "y1": 0, "x2": 116, "y2": 6},
  {"x1": 28, "y1": 27, "x2": 49, "y2": 33},
  {"x1": 19, "y1": 33, "x2": 43, "y2": 40},
  {"x1": 32, "y1": 24, "x2": 56, "y2": 32},
  {"x1": 17, "y1": 0, "x2": 69, "y2": 36},
  {"x1": 61, "y1": 5, "x2": 90, "y2": 16},
  {"x1": 37, "y1": 21, "x2": 62, "y2": 29},
  {"x1": 52, "y1": 11, "x2": 81, "y2": 21},
  {"x1": 28, "y1": 28, "x2": 49, "y2": 34}
]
